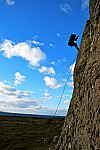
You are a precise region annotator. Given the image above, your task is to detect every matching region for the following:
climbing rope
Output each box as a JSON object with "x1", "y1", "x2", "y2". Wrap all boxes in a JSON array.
[
  {"x1": 43, "y1": 30, "x2": 83, "y2": 142},
  {"x1": 39, "y1": 55, "x2": 77, "y2": 136},
  {"x1": 78, "y1": 29, "x2": 84, "y2": 36},
  {"x1": 43, "y1": 55, "x2": 77, "y2": 142},
  {"x1": 54, "y1": 55, "x2": 77, "y2": 117}
]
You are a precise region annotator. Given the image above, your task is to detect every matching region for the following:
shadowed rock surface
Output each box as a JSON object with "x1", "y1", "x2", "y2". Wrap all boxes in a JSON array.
[{"x1": 54, "y1": 0, "x2": 100, "y2": 149}]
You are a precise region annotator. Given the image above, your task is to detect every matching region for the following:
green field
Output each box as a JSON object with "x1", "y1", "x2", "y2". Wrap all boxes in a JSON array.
[{"x1": 0, "y1": 115, "x2": 65, "y2": 150}]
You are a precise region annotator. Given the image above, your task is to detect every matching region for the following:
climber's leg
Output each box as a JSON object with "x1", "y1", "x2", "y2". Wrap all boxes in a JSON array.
[{"x1": 73, "y1": 43, "x2": 79, "y2": 51}]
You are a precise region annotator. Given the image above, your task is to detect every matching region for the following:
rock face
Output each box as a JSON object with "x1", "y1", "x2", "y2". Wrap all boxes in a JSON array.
[{"x1": 55, "y1": 0, "x2": 100, "y2": 150}]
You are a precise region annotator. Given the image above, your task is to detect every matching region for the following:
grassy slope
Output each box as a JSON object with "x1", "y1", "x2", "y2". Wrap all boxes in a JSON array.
[{"x1": 0, "y1": 115, "x2": 65, "y2": 150}]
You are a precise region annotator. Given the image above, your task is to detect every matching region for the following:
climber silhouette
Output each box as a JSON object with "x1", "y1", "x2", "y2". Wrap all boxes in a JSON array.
[{"x1": 68, "y1": 34, "x2": 79, "y2": 51}]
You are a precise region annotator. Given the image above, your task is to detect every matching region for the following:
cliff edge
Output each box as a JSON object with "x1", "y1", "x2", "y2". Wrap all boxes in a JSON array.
[{"x1": 55, "y1": 0, "x2": 100, "y2": 149}]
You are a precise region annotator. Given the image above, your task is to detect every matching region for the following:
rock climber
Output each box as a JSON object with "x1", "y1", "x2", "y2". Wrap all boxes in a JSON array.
[{"x1": 68, "y1": 33, "x2": 79, "y2": 51}]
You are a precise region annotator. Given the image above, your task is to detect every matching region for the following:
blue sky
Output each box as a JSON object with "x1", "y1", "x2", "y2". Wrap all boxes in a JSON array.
[{"x1": 0, "y1": 0, "x2": 89, "y2": 116}]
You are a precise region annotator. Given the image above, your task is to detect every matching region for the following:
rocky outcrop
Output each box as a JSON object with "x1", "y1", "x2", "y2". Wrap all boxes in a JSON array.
[{"x1": 55, "y1": 0, "x2": 100, "y2": 149}]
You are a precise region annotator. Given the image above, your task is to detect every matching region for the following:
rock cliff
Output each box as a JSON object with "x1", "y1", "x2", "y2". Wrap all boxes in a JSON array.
[{"x1": 55, "y1": 0, "x2": 100, "y2": 149}]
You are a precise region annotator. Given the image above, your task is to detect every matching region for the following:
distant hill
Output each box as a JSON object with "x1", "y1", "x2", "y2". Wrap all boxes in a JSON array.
[{"x1": 0, "y1": 111, "x2": 65, "y2": 118}]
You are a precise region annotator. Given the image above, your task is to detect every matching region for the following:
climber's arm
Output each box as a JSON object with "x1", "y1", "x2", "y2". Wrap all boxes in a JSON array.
[{"x1": 75, "y1": 35, "x2": 79, "y2": 41}]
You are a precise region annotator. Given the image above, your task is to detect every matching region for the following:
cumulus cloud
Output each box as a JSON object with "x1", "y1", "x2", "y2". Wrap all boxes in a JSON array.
[
  {"x1": 44, "y1": 76, "x2": 63, "y2": 89},
  {"x1": 0, "y1": 82, "x2": 34, "y2": 99},
  {"x1": 44, "y1": 93, "x2": 52, "y2": 97},
  {"x1": 14, "y1": 72, "x2": 25, "y2": 85},
  {"x1": 70, "y1": 62, "x2": 76, "y2": 73},
  {"x1": 6, "y1": 0, "x2": 15, "y2": 5},
  {"x1": 0, "y1": 98, "x2": 41, "y2": 109},
  {"x1": 0, "y1": 98, "x2": 67, "y2": 116},
  {"x1": 27, "y1": 40, "x2": 44, "y2": 46},
  {"x1": 60, "y1": 3, "x2": 72, "y2": 14},
  {"x1": 82, "y1": 0, "x2": 89, "y2": 8},
  {"x1": 38, "y1": 66, "x2": 56, "y2": 75},
  {"x1": 44, "y1": 92, "x2": 52, "y2": 100},
  {"x1": 0, "y1": 39, "x2": 46, "y2": 67}
]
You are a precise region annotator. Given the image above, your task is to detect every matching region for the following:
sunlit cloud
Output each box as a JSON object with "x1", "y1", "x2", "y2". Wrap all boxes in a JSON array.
[
  {"x1": 38, "y1": 66, "x2": 56, "y2": 75},
  {"x1": 44, "y1": 89, "x2": 48, "y2": 92},
  {"x1": 70, "y1": 62, "x2": 76, "y2": 73},
  {"x1": 14, "y1": 72, "x2": 25, "y2": 85},
  {"x1": 51, "y1": 61, "x2": 56, "y2": 65},
  {"x1": 44, "y1": 76, "x2": 63, "y2": 89},
  {"x1": 0, "y1": 103, "x2": 67, "y2": 116},
  {"x1": 44, "y1": 93, "x2": 52, "y2": 97},
  {"x1": 44, "y1": 92, "x2": 52, "y2": 100},
  {"x1": 0, "y1": 82, "x2": 34, "y2": 99},
  {"x1": 6, "y1": 0, "x2": 15, "y2": 5},
  {"x1": 0, "y1": 39, "x2": 46, "y2": 67}
]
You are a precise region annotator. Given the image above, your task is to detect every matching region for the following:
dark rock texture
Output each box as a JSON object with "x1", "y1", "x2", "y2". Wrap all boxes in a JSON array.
[{"x1": 55, "y1": 0, "x2": 100, "y2": 149}]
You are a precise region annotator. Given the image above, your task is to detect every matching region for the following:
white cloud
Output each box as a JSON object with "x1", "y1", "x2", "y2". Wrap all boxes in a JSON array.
[
  {"x1": 63, "y1": 100, "x2": 70, "y2": 104},
  {"x1": 14, "y1": 72, "x2": 25, "y2": 85},
  {"x1": 6, "y1": 0, "x2": 15, "y2": 5},
  {"x1": 61, "y1": 78, "x2": 66, "y2": 82},
  {"x1": 60, "y1": 3, "x2": 72, "y2": 14},
  {"x1": 14, "y1": 80, "x2": 21, "y2": 86},
  {"x1": 27, "y1": 40, "x2": 44, "y2": 46},
  {"x1": 51, "y1": 61, "x2": 56, "y2": 65},
  {"x1": 4, "y1": 80, "x2": 11, "y2": 84},
  {"x1": 44, "y1": 97, "x2": 52, "y2": 100},
  {"x1": 38, "y1": 66, "x2": 56, "y2": 75},
  {"x1": 56, "y1": 33, "x2": 62, "y2": 37},
  {"x1": 0, "y1": 91, "x2": 68, "y2": 115},
  {"x1": 0, "y1": 82, "x2": 34, "y2": 99},
  {"x1": 70, "y1": 62, "x2": 76, "y2": 72},
  {"x1": 44, "y1": 92, "x2": 52, "y2": 100},
  {"x1": 44, "y1": 89, "x2": 48, "y2": 92},
  {"x1": 33, "y1": 35, "x2": 39, "y2": 40},
  {"x1": 70, "y1": 77, "x2": 73, "y2": 81},
  {"x1": 82, "y1": 0, "x2": 89, "y2": 9},
  {"x1": 65, "y1": 94, "x2": 71, "y2": 97},
  {"x1": 0, "y1": 98, "x2": 41, "y2": 109},
  {"x1": 44, "y1": 76, "x2": 63, "y2": 89},
  {"x1": 0, "y1": 99, "x2": 67, "y2": 116},
  {"x1": 0, "y1": 39, "x2": 46, "y2": 67},
  {"x1": 49, "y1": 43, "x2": 54, "y2": 47},
  {"x1": 44, "y1": 93, "x2": 52, "y2": 97}
]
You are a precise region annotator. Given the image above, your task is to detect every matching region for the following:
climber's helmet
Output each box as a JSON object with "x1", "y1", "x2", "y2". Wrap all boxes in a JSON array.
[{"x1": 72, "y1": 33, "x2": 76, "y2": 37}]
